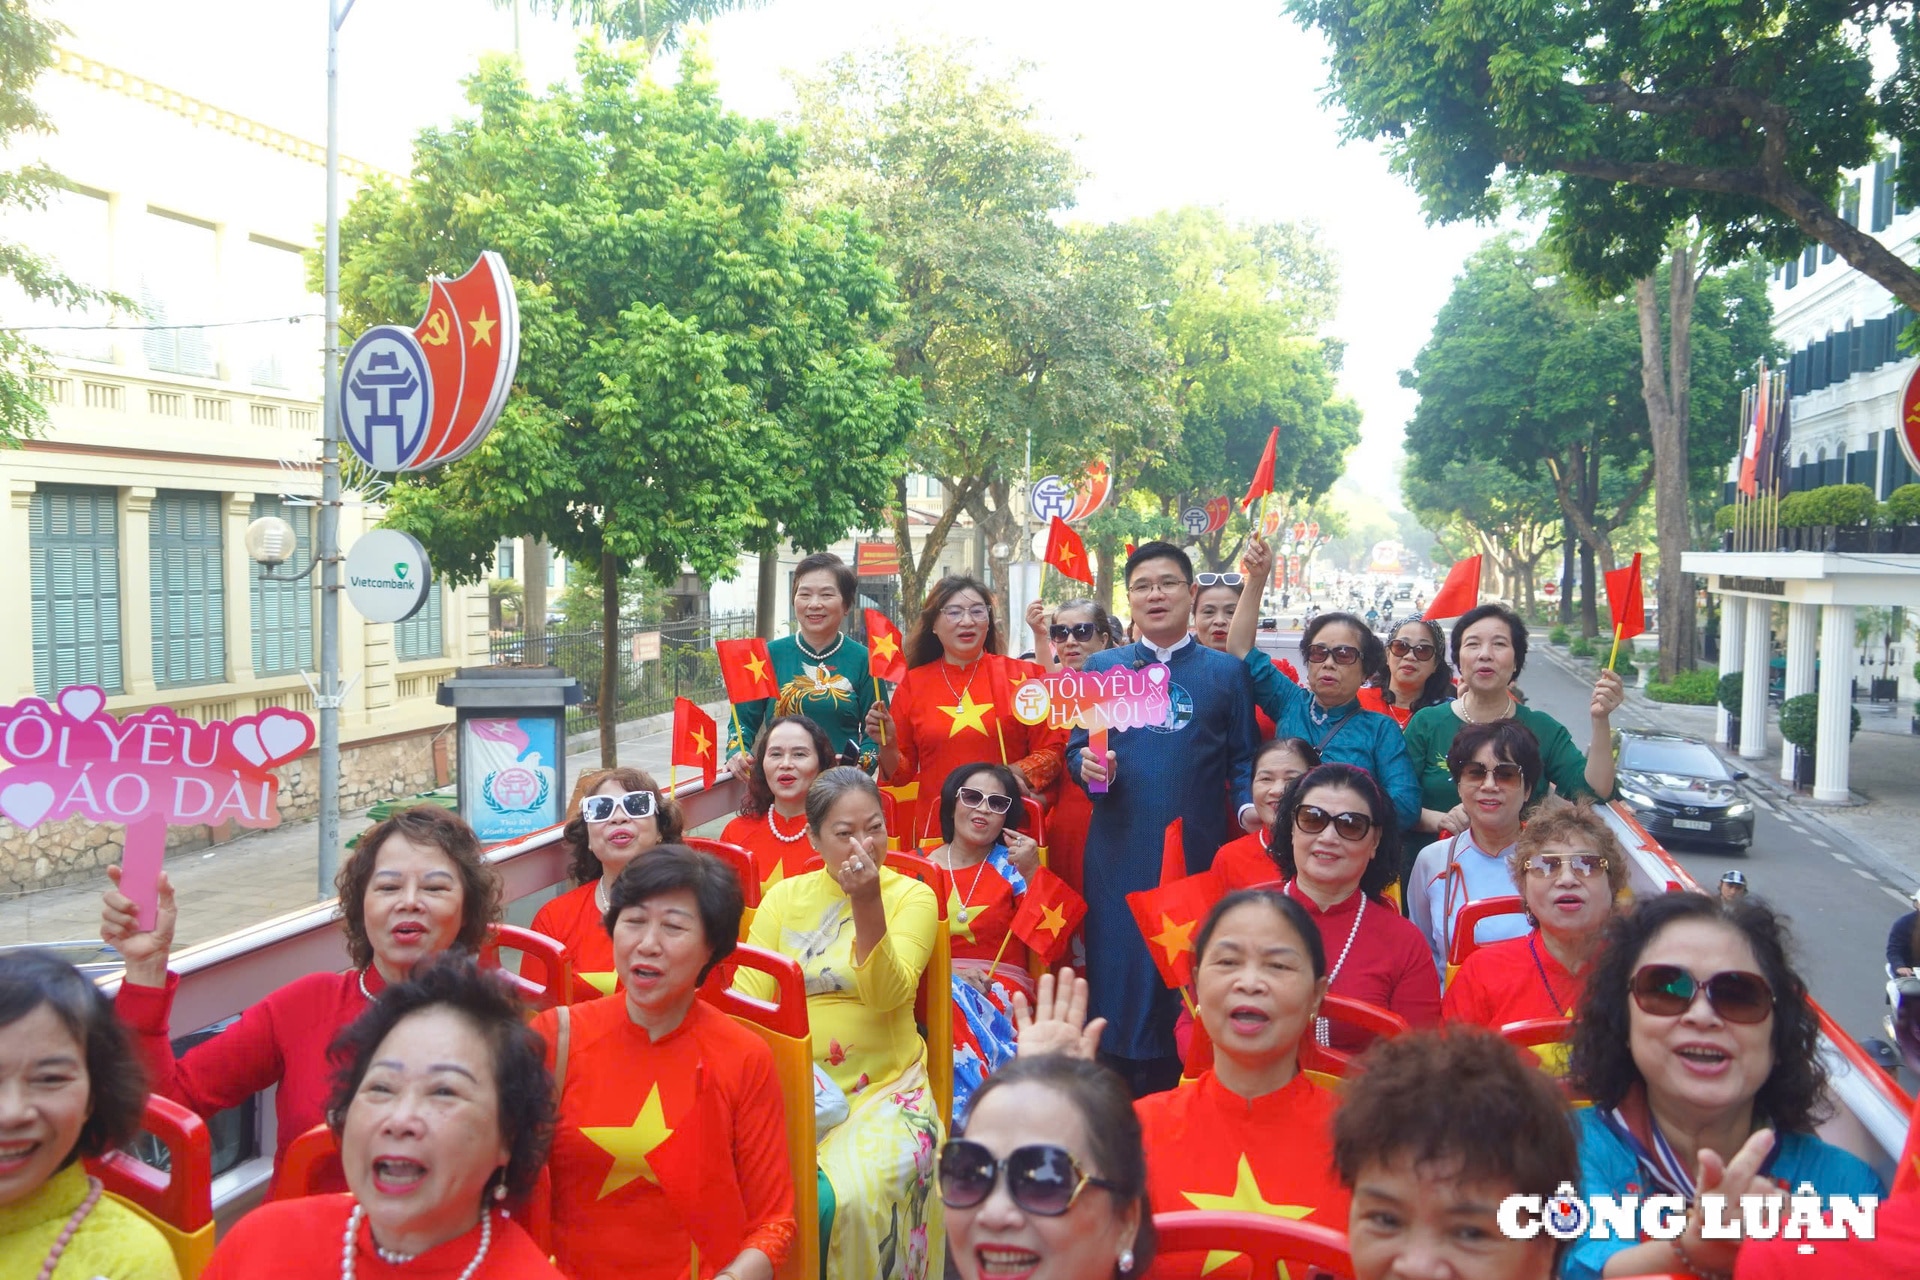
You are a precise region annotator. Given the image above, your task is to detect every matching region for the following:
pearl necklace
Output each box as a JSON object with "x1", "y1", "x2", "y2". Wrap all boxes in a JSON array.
[
  {"x1": 1285, "y1": 880, "x2": 1366, "y2": 1047},
  {"x1": 767, "y1": 808, "x2": 808, "y2": 844},
  {"x1": 35, "y1": 1175, "x2": 102, "y2": 1280},
  {"x1": 358, "y1": 967, "x2": 375, "y2": 1001},
  {"x1": 796, "y1": 629, "x2": 846, "y2": 661},
  {"x1": 595, "y1": 876, "x2": 610, "y2": 915},
  {"x1": 342, "y1": 1203, "x2": 491, "y2": 1280},
  {"x1": 1453, "y1": 692, "x2": 1514, "y2": 725}
]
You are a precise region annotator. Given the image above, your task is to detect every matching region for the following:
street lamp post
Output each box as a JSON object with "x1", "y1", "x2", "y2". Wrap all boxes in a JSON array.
[{"x1": 315, "y1": 0, "x2": 352, "y2": 896}]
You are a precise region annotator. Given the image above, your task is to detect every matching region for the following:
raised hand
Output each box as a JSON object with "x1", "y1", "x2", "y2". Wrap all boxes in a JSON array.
[
  {"x1": 1240, "y1": 537, "x2": 1274, "y2": 582},
  {"x1": 1591, "y1": 667, "x2": 1625, "y2": 719},
  {"x1": 833, "y1": 836, "x2": 884, "y2": 906},
  {"x1": 1003, "y1": 829, "x2": 1041, "y2": 880},
  {"x1": 863, "y1": 701, "x2": 896, "y2": 747},
  {"x1": 1012, "y1": 968, "x2": 1105, "y2": 1061},
  {"x1": 101, "y1": 864, "x2": 177, "y2": 987}
]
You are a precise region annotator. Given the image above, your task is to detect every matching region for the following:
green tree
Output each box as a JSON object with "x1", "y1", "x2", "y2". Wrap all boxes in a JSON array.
[
  {"x1": 1404, "y1": 459, "x2": 1563, "y2": 613},
  {"x1": 0, "y1": 1, "x2": 125, "y2": 445},
  {"x1": 793, "y1": 41, "x2": 1174, "y2": 615},
  {"x1": 334, "y1": 46, "x2": 915, "y2": 763},
  {"x1": 502, "y1": 0, "x2": 769, "y2": 58}
]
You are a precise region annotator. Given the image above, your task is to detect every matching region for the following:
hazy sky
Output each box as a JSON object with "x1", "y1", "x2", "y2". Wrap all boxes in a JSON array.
[{"x1": 53, "y1": 0, "x2": 1502, "y2": 508}]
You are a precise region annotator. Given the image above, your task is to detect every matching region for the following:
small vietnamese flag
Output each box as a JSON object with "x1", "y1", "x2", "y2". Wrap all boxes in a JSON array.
[
  {"x1": 864, "y1": 608, "x2": 908, "y2": 685},
  {"x1": 1423, "y1": 554, "x2": 1482, "y2": 621},
  {"x1": 1239, "y1": 426, "x2": 1279, "y2": 511},
  {"x1": 715, "y1": 637, "x2": 779, "y2": 702},
  {"x1": 1603, "y1": 552, "x2": 1647, "y2": 642},
  {"x1": 671, "y1": 697, "x2": 717, "y2": 789},
  {"x1": 1010, "y1": 866, "x2": 1088, "y2": 967},
  {"x1": 1124, "y1": 819, "x2": 1224, "y2": 988},
  {"x1": 1043, "y1": 516, "x2": 1093, "y2": 584}
]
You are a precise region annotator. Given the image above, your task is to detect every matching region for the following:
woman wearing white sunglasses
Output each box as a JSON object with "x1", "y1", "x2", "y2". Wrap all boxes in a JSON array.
[{"x1": 532, "y1": 767, "x2": 683, "y2": 997}]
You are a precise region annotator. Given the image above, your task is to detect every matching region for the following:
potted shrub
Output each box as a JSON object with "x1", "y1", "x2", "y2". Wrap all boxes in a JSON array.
[
  {"x1": 1777, "y1": 490, "x2": 1813, "y2": 551},
  {"x1": 1717, "y1": 671, "x2": 1743, "y2": 747},
  {"x1": 1887, "y1": 483, "x2": 1920, "y2": 554},
  {"x1": 1800, "y1": 484, "x2": 1878, "y2": 551},
  {"x1": 1779, "y1": 692, "x2": 1864, "y2": 789}
]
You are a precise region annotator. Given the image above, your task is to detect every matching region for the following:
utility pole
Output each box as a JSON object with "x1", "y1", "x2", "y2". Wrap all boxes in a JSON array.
[{"x1": 316, "y1": 0, "x2": 352, "y2": 897}]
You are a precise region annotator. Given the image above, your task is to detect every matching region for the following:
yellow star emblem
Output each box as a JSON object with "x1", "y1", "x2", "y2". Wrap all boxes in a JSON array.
[
  {"x1": 1149, "y1": 912, "x2": 1197, "y2": 964},
  {"x1": 577, "y1": 970, "x2": 618, "y2": 997},
  {"x1": 759, "y1": 860, "x2": 786, "y2": 897},
  {"x1": 581, "y1": 1083, "x2": 674, "y2": 1198},
  {"x1": 689, "y1": 724, "x2": 711, "y2": 758},
  {"x1": 870, "y1": 632, "x2": 900, "y2": 663},
  {"x1": 938, "y1": 687, "x2": 994, "y2": 737},
  {"x1": 947, "y1": 888, "x2": 978, "y2": 943},
  {"x1": 1181, "y1": 1154, "x2": 1316, "y2": 1274},
  {"x1": 1057, "y1": 542, "x2": 1078, "y2": 567},
  {"x1": 744, "y1": 650, "x2": 771, "y2": 686},
  {"x1": 467, "y1": 306, "x2": 496, "y2": 346},
  {"x1": 1037, "y1": 902, "x2": 1068, "y2": 936}
]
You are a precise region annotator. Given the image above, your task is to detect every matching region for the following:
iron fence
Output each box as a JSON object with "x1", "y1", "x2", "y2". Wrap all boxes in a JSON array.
[{"x1": 488, "y1": 612, "x2": 757, "y2": 738}]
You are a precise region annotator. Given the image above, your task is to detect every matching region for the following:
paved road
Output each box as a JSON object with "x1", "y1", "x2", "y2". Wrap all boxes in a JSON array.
[{"x1": 1258, "y1": 624, "x2": 1910, "y2": 1059}]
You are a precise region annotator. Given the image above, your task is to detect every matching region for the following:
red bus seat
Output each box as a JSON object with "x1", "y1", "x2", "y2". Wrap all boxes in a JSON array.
[
  {"x1": 88, "y1": 1095, "x2": 214, "y2": 1279},
  {"x1": 1445, "y1": 894, "x2": 1527, "y2": 981},
  {"x1": 1153, "y1": 1209, "x2": 1355, "y2": 1278},
  {"x1": 685, "y1": 836, "x2": 763, "y2": 910},
  {"x1": 480, "y1": 923, "x2": 573, "y2": 1011}
]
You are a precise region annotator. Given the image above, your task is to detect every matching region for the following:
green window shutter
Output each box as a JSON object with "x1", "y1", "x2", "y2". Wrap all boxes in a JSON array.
[
  {"x1": 149, "y1": 491, "x2": 226, "y2": 688},
  {"x1": 394, "y1": 585, "x2": 444, "y2": 662},
  {"x1": 249, "y1": 497, "x2": 314, "y2": 676},
  {"x1": 30, "y1": 485, "x2": 124, "y2": 697}
]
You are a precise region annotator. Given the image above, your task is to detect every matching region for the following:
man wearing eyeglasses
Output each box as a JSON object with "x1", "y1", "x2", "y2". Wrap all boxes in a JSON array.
[{"x1": 1066, "y1": 540, "x2": 1260, "y2": 1098}]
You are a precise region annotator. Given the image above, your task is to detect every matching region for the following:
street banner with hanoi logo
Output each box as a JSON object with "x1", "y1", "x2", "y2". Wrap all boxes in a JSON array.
[
  {"x1": 1010, "y1": 664, "x2": 1172, "y2": 794},
  {"x1": 460, "y1": 716, "x2": 558, "y2": 843},
  {"x1": 0, "y1": 686, "x2": 314, "y2": 928},
  {"x1": 340, "y1": 251, "x2": 521, "y2": 473}
]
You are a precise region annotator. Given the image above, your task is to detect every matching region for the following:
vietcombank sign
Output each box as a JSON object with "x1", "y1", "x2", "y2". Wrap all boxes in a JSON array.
[{"x1": 344, "y1": 529, "x2": 433, "y2": 624}]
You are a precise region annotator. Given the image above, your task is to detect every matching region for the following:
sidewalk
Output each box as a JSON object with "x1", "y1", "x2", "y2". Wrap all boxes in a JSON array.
[
  {"x1": 1537, "y1": 640, "x2": 1920, "y2": 889},
  {"x1": 0, "y1": 700, "x2": 731, "y2": 952}
]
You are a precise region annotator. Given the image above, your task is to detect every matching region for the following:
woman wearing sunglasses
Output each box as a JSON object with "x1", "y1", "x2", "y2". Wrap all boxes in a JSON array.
[
  {"x1": 103, "y1": 805, "x2": 501, "y2": 1188},
  {"x1": 735, "y1": 767, "x2": 942, "y2": 1280},
  {"x1": 941, "y1": 1054, "x2": 1152, "y2": 1280},
  {"x1": 1269, "y1": 764, "x2": 1440, "y2": 1050},
  {"x1": 868, "y1": 575, "x2": 1065, "y2": 848},
  {"x1": 723, "y1": 715, "x2": 837, "y2": 899},
  {"x1": 1407, "y1": 720, "x2": 1543, "y2": 974},
  {"x1": 532, "y1": 767, "x2": 684, "y2": 997},
  {"x1": 1192, "y1": 572, "x2": 1245, "y2": 653},
  {"x1": 1358, "y1": 618, "x2": 1452, "y2": 729},
  {"x1": 1224, "y1": 545, "x2": 1422, "y2": 831},
  {"x1": 1033, "y1": 599, "x2": 1113, "y2": 903},
  {"x1": 932, "y1": 764, "x2": 1043, "y2": 1112},
  {"x1": 1563, "y1": 893, "x2": 1883, "y2": 1280},
  {"x1": 1024, "y1": 597, "x2": 1114, "y2": 673},
  {"x1": 1442, "y1": 803, "x2": 1629, "y2": 1071},
  {"x1": 532, "y1": 847, "x2": 794, "y2": 1280},
  {"x1": 1402, "y1": 603, "x2": 1622, "y2": 835}
]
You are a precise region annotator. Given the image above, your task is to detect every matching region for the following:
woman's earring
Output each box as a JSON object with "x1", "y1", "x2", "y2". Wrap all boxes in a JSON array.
[{"x1": 1118, "y1": 1249, "x2": 1135, "y2": 1274}]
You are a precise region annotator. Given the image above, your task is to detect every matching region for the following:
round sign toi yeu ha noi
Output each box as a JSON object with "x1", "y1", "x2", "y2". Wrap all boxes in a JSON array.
[{"x1": 345, "y1": 529, "x2": 433, "y2": 623}]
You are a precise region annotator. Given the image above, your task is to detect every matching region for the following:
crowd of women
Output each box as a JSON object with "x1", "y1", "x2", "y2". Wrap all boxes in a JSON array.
[{"x1": 1, "y1": 546, "x2": 1913, "y2": 1280}]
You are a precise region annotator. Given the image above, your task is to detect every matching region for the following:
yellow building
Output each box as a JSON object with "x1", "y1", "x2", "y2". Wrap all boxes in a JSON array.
[{"x1": 0, "y1": 51, "x2": 488, "y2": 891}]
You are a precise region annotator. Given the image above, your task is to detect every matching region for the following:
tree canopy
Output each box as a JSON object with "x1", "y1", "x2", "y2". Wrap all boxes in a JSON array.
[{"x1": 333, "y1": 44, "x2": 914, "y2": 758}]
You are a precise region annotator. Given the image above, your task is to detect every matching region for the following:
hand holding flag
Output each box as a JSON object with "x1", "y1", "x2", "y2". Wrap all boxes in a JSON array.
[
  {"x1": 1010, "y1": 866, "x2": 1088, "y2": 967},
  {"x1": 1044, "y1": 516, "x2": 1093, "y2": 584},
  {"x1": 1423, "y1": 555, "x2": 1482, "y2": 621},
  {"x1": 670, "y1": 697, "x2": 718, "y2": 789},
  {"x1": 864, "y1": 609, "x2": 909, "y2": 685}
]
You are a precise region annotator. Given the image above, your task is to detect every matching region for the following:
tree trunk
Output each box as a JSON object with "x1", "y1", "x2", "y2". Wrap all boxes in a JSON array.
[
  {"x1": 1559, "y1": 516, "x2": 1576, "y2": 625},
  {"x1": 1579, "y1": 539, "x2": 1598, "y2": 638},
  {"x1": 599, "y1": 551, "x2": 620, "y2": 767},
  {"x1": 1638, "y1": 252, "x2": 1701, "y2": 683},
  {"x1": 521, "y1": 538, "x2": 550, "y2": 666},
  {"x1": 755, "y1": 533, "x2": 779, "y2": 641}
]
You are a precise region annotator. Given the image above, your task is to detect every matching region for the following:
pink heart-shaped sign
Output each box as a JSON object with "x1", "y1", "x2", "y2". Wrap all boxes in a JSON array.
[
  {"x1": 0, "y1": 780, "x2": 56, "y2": 829},
  {"x1": 257, "y1": 713, "x2": 311, "y2": 764},
  {"x1": 230, "y1": 724, "x2": 268, "y2": 769},
  {"x1": 57, "y1": 686, "x2": 104, "y2": 722}
]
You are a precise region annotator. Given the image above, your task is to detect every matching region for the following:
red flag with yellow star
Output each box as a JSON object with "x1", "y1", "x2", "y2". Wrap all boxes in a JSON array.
[
  {"x1": 863, "y1": 608, "x2": 908, "y2": 685},
  {"x1": 1010, "y1": 865, "x2": 1088, "y2": 966},
  {"x1": 1126, "y1": 820, "x2": 1224, "y2": 988},
  {"x1": 1043, "y1": 516, "x2": 1093, "y2": 584},
  {"x1": 670, "y1": 697, "x2": 717, "y2": 789},
  {"x1": 715, "y1": 637, "x2": 779, "y2": 702}
]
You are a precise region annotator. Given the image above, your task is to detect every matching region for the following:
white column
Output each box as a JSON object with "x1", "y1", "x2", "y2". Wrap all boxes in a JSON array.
[
  {"x1": 1814, "y1": 604, "x2": 1856, "y2": 802},
  {"x1": 121, "y1": 487, "x2": 157, "y2": 698},
  {"x1": 4, "y1": 477, "x2": 36, "y2": 698},
  {"x1": 1740, "y1": 597, "x2": 1770, "y2": 759},
  {"x1": 224, "y1": 493, "x2": 256, "y2": 686},
  {"x1": 1718, "y1": 594, "x2": 1746, "y2": 746},
  {"x1": 1781, "y1": 603, "x2": 1817, "y2": 777}
]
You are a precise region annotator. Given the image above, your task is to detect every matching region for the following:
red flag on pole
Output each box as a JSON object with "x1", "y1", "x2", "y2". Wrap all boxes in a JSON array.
[
  {"x1": 1423, "y1": 555, "x2": 1482, "y2": 621},
  {"x1": 1009, "y1": 866, "x2": 1088, "y2": 967},
  {"x1": 1240, "y1": 426, "x2": 1279, "y2": 511},
  {"x1": 863, "y1": 609, "x2": 908, "y2": 685},
  {"x1": 1126, "y1": 840, "x2": 1225, "y2": 991},
  {"x1": 715, "y1": 637, "x2": 779, "y2": 702},
  {"x1": 1044, "y1": 516, "x2": 1093, "y2": 584},
  {"x1": 1738, "y1": 364, "x2": 1769, "y2": 498},
  {"x1": 671, "y1": 697, "x2": 718, "y2": 789},
  {"x1": 1603, "y1": 553, "x2": 1647, "y2": 642}
]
